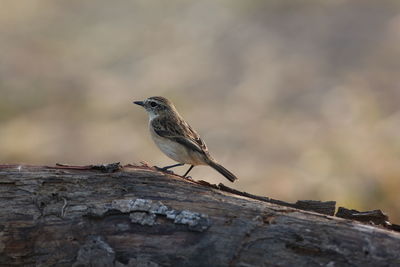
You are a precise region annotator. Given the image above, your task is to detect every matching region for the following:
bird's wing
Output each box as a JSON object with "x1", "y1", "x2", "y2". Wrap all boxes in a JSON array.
[{"x1": 151, "y1": 117, "x2": 209, "y2": 155}]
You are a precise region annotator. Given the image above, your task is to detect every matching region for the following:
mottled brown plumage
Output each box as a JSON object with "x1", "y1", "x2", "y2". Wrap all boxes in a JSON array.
[
  {"x1": 151, "y1": 116, "x2": 209, "y2": 155},
  {"x1": 134, "y1": 96, "x2": 237, "y2": 182}
]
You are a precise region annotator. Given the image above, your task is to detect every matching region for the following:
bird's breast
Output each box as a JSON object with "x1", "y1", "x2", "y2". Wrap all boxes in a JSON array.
[{"x1": 149, "y1": 124, "x2": 206, "y2": 165}]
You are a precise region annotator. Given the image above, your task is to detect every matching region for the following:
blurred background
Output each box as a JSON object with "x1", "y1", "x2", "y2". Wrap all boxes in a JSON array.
[{"x1": 1, "y1": 0, "x2": 400, "y2": 222}]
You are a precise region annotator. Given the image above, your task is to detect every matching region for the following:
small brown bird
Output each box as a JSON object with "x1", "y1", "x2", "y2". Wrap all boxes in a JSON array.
[{"x1": 134, "y1": 96, "x2": 237, "y2": 182}]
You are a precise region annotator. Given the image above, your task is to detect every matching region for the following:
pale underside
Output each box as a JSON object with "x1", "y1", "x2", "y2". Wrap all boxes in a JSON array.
[{"x1": 149, "y1": 122, "x2": 207, "y2": 165}]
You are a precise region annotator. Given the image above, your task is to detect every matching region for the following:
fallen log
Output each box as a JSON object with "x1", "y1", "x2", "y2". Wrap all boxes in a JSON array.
[{"x1": 0, "y1": 164, "x2": 399, "y2": 266}]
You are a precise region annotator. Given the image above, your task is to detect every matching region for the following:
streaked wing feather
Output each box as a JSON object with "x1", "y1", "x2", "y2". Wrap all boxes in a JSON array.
[
  {"x1": 181, "y1": 120, "x2": 208, "y2": 152},
  {"x1": 151, "y1": 117, "x2": 209, "y2": 155}
]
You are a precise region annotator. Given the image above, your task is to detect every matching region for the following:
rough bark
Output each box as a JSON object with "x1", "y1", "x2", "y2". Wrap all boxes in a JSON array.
[{"x1": 0, "y1": 164, "x2": 399, "y2": 267}]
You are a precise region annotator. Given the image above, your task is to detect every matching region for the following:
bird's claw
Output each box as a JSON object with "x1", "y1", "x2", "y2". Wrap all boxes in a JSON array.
[{"x1": 154, "y1": 166, "x2": 174, "y2": 174}]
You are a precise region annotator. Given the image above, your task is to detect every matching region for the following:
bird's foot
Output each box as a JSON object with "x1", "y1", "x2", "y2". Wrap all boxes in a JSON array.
[{"x1": 154, "y1": 166, "x2": 174, "y2": 174}]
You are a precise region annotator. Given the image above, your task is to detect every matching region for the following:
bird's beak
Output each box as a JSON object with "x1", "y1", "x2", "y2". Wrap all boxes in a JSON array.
[{"x1": 133, "y1": 101, "x2": 144, "y2": 106}]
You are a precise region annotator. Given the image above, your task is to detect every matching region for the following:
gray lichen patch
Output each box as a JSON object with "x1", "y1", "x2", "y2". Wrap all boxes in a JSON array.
[
  {"x1": 112, "y1": 199, "x2": 150, "y2": 213},
  {"x1": 111, "y1": 199, "x2": 169, "y2": 215},
  {"x1": 167, "y1": 210, "x2": 211, "y2": 232},
  {"x1": 149, "y1": 201, "x2": 169, "y2": 215},
  {"x1": 130, "y1": 212, "x2": 157, "y2": 226},
  {"x1": 88, "y1": 198, "x2": 211, "y2": 232}
]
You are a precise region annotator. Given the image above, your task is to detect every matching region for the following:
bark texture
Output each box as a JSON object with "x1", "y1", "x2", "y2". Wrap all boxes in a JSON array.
[{"x1": 0, "y1": 164, "x2": 399, "y2": 267}]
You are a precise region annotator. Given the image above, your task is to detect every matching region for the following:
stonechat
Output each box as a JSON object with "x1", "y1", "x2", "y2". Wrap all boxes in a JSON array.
[{"x1": 134, "y1": 96, "x2": 237, "y2": 182}]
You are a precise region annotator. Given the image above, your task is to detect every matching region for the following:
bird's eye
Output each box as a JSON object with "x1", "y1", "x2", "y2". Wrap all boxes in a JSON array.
[{"x1": 150, "y1": 101, "x2": 157, "y2": 107}]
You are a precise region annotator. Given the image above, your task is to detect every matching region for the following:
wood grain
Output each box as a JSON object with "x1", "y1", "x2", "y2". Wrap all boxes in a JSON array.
[{"x1": 0, "y1": 165, "x2": 399, "y2": 266}]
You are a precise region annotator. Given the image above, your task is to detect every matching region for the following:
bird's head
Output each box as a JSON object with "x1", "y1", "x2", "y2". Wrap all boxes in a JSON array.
[{"x1": 133, "y1": 96, "x2": 178, "y2": 119}]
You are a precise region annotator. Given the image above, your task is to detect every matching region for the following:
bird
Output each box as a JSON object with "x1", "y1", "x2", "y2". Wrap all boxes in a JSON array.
[{"x1": 133, "y1": 96, "x2": 237, "y2": 182}]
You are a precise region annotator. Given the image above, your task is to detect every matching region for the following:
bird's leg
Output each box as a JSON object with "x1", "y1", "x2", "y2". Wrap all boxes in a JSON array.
[
  {"x1": 155, "y1": 163, "x2": 184, "y2": 172},
  {"x1": 183, "y1": 165, "x2": 194, "y2": 177},
  {"x1": 161, "y1": 163, "x2": 185, "y2": 170}
]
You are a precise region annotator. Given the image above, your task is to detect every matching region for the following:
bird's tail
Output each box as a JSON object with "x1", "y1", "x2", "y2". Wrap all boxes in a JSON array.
[{"x1": 207, "y1": 160, "x2": 238, "y2": 182}]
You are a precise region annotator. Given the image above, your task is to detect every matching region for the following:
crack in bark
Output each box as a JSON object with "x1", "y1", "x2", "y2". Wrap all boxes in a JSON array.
[{"x1": 229, "y1": 214, "x2": 274, "y2": 266}]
